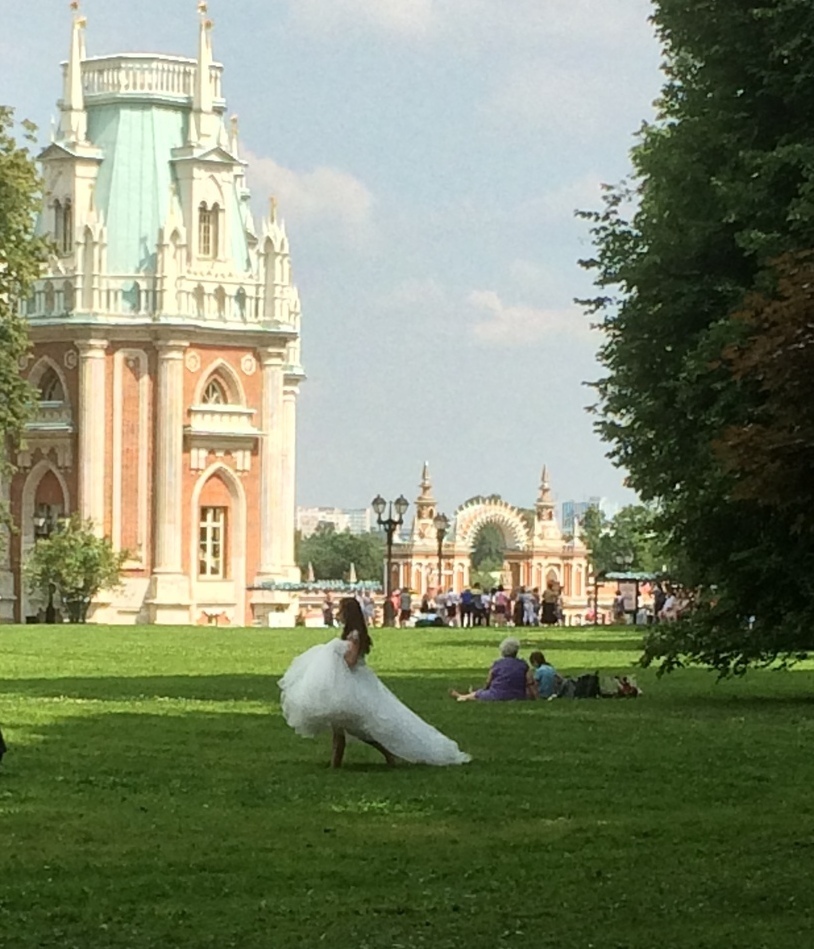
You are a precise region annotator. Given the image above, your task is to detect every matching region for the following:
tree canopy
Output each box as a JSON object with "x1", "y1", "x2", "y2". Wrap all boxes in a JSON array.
[
  {"x1": 296, "y1": 525, "x2": 385, "y2": 583},
  {"x1": 0, "y1": 108, "x2": 48, "y2": 454},
  {"x1": 25, "y1": 516, "x2": 129, "y2": 623},
  {"x1": 580, "y1": 504, "x2": 668, "y2": 577},
  {"x1": 580, "y1": 0, "x2": 814, "y2": 675}
]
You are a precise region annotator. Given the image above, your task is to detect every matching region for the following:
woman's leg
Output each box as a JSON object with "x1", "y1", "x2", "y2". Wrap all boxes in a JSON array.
[
  {"x1": 450, "y1": 689, "x2": 478, "y2": 701},
  {"x1": 363, "y1": 738, "x2": 397, "y2": 766},
  {"x1": 331, "y1": 728, "x2": 346, "y2": 768}
]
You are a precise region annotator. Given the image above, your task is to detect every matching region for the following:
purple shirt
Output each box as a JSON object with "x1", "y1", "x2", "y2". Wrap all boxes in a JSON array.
[{"x1": 476, "y1": 656, "x2": 529, "y2": 701}]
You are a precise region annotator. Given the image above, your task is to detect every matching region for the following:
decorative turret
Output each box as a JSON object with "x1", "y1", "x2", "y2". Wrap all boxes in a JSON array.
[
  {"x1": 410, "y1": 461, "x2": 438, "y2": 544},
  {"x1": 59, "y1": 2, "x2": 88, "y2": 146},
  {"x1": 533, "y1": 464, "x2": 563, "y2": 545},
  {"x1": 190, "y1": 2, "x2": 220, "y2": 146}
]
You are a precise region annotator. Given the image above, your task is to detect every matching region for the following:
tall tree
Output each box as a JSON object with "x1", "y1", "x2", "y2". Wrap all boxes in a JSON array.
[
  {"x1": 0, "y1": 108, "x2": 48, "y2": 453},
  {"x1": 297, "y1": 525, "x2": 385, "y2": 583},
  {"x1": 580, "y1": 1, "x2": 814, "y2": 675}
]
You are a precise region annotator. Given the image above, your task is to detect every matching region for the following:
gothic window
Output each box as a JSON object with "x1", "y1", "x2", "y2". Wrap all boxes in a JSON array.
[
  {"x1": 198, "y1": 202, "x2": 219, "y2": 258},
  {"x1": 38, "y1": 367, "x2": 64, "y2": 403},
  {"x1": 54, "y1": 200, "x2": 63, "y2": 246},
  {"x1": 44, "y1": 283, "x2": 55, "y2": 315},
  {"x1": 63, "y1": 280, "x2": 75, "y2": 313},
  {"x1": 202, "y1": 378, "x2": 227, "y2": 405},
  {"x1": 215, "y1": 285, "x2": 226, "y2": 319},
  {"x1": 235, "y1": 286, "x2": 246, "y2": 320},
  {"x1": 62, "y1": 199, "x2": 73, "y2": 253},
  {"x1": 199, "y1": 506, "x2": 226, "y2": 578}
]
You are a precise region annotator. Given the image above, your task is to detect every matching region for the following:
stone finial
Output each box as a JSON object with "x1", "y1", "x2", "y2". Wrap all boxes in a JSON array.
[{"x1": 60, "y1": 1, "x2": 88, "y2": 144}]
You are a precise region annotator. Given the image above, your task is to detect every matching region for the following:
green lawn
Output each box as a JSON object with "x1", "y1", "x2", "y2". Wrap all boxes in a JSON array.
[{"x1": 1, "y1": 625, "x2": 812, "y2": 948}]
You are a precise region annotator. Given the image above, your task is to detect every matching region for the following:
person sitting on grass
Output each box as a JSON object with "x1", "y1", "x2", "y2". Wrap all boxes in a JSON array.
[
  {"x1": 450, "y1": 637, "x2": 535, "y2": 702},
  {"x1": 529, "y1": 650, "x2": 558, "y2": 699}
]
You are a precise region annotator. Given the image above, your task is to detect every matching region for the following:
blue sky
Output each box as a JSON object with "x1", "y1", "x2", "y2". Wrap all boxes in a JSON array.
[{"x1": 1, "y1": 0, "x2": 663, "y2": 517}]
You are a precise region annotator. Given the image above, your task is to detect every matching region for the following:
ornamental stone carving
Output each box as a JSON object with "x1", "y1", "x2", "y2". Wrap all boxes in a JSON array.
[
  {"x1": 240, "y1": 354, "x2": 257, "y2": 376},
  {"x1": 185, "y1": 350, "x2": 201, "y2": 373},
  {"x1": 64, "y1": 349, "x2": 78, "y2": 370}
]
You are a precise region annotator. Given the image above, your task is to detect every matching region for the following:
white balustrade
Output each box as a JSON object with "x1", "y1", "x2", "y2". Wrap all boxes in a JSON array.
[{"x1": 78, "y1": 56, "x2": 224, "y2": 104}]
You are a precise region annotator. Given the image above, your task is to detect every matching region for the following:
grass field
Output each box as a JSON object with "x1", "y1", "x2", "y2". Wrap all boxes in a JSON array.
[{"x1": 1, "y1": 624, "x2": 812, "y2": 949}]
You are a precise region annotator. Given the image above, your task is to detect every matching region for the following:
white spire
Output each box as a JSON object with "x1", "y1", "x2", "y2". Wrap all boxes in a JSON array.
[
  {"x1": 191, "y1": 2, "x2": 218, "y2": 145},
  {"x1": 60, "y1": 2, "x2": 88, "y2": 144}
]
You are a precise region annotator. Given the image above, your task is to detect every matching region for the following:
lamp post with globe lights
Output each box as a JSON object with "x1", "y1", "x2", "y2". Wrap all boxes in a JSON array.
[{"x1": 372, "y1": 493, "x2": 409, "y2": 626}]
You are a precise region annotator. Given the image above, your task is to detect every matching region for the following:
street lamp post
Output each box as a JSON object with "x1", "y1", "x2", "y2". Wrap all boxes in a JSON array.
[
  {"x1": 433, "y1": 512, "x2": 449, "y2": 595},
  {"x1": 372, "y1": 493, "x2": 409, "y2": 627},
  {"x1": 33, "y1": 506, "x2": 59, "y2": 624}
]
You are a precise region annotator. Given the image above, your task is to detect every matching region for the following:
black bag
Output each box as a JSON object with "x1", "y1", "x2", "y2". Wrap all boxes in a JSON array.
[{"x1": 573, "y1": 672, "x2": 600, "y2": 699}]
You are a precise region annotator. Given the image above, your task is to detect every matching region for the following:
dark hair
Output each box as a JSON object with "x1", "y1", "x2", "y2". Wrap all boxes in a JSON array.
[
  {"x1": 529, "y1": 650, "x2": 546, "y2": 666},
  {"x1": 340, "y1": 597, "x2": 372, "y2": 655}
]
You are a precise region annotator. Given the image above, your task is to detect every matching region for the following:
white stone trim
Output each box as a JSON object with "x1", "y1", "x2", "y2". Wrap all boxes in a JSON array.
[
  {"x1": 19, "y1": 459, "x2": 71, "y2": 620},
  {"x1": 193, "y1": 356, "x2": 246, "y2": 406},
  {"x1": 189, "y1": 461, "x2": 246, "y2": 626},
  {"x1": 76, "y1": 339, "x2": 108, "y2": 534},
  {"x1": 153, "y1": 341, "x2": 187, "y2": 572}
]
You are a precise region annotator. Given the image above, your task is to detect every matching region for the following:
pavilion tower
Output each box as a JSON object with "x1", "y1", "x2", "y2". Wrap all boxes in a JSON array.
[{"x1": 2, "y1": 3, "x2": 304, "y2": 625}]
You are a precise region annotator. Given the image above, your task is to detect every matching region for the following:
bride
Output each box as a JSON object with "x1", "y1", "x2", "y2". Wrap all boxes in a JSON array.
[{"x1": 278, "y1": 597, "x2": 471, "y2": 768}]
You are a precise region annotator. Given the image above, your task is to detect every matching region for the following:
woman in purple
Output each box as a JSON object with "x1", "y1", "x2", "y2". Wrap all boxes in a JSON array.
[{"x1": 451, "y1": 637, "x2": 534, "y2": 702}]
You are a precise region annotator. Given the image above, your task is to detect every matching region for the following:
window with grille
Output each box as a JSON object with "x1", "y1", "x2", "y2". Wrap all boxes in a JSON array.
[
  {"x1": 202, "y1": 378, "x2": 227, "y2": 404},
  {"x1": 198, "y1": 202, "x2": 219, "y2": 258},
  {"x1": 199, "y1": 506, "x2": 226, "y2": 578}
]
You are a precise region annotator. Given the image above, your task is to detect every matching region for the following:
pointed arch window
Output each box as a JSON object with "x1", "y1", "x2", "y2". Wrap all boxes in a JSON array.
[
  {"x1": 214, "y1": 285, "x2": 226, "y2": 319},
  {"x1": 54, "y1": 200, "x2": 63, "y2": 246},
  {"x1": 199, "y1": 506, "x2": 227, "y2": 578},
  {"x1": 62, "y1": 199, "x2": 73, "y2": 253},
  {"x1": 193, "y1": 283, "x2": 206, "y2": 318},
  {"x1": 202, "y1": 378, "x2": 228, "y2": 405},
  {"x1": 38, "y1": 367, "x2": 65, "y2": 403},
  {"x1": 198, "y1": 202, "x2": 219, "y2": 258},
  {"x1": 63, "y1": 280, "x2": 75, "y2": 313},
  {"x1": 44, "y1": 283, "x2": 55, "y2": 315}
]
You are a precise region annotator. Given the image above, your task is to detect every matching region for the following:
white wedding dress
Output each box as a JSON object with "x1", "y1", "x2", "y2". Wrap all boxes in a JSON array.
[{"x1": 278, "y1": 635, "x2": 471, "y2": 765}]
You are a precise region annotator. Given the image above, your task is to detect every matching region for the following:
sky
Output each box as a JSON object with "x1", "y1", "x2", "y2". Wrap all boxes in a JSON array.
[{"x1": 0, "y1": 0, "x2": 664, "y2": 518}]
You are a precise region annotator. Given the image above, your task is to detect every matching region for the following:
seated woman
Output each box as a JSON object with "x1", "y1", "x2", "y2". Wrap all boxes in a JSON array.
[
  {"x1": 451, "y1": 637, "x2": 534, "y2": 701},
  {"x1": 529, "y1": 650, "x2": 558, "y2": 699}
]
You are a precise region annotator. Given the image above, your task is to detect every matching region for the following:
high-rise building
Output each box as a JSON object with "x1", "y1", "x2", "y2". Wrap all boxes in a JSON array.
[
  {"x1": 1, "y1": 5, "x2": 304, "y2": 625},
  {"x1": 561, "y1": 497, "x2": 602, "y2": 534}
]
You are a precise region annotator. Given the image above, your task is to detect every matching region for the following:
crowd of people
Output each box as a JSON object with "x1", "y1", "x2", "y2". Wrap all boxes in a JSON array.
[{"x1": 382, "y1": 581, "x2": 565, "y2": 629}]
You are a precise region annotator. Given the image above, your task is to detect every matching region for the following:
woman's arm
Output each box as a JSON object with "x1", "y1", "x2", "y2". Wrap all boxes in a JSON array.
[
  {"x1": 526, "y1": 668, "x2": 538, "y2": 699},
  {"x1": 343, "y1": 637, "x2": 361, "y2": 669}
]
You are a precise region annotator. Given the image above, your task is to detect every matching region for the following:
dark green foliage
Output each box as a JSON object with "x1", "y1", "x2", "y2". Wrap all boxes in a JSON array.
[
  {"x1": 580, "y1": 504, "x2": 669, "y2": 576},
  {"x1": 579, "y1": 0, "x2": 814, "y2": 674},
  {"x1": 0, "y1": 107, "x2": 48, "y2": 472},
  {"x1": 297, "y1": 524, "x2": 385, "y2": 582},
  {"x1": 24, "y1": 515, "x2": 129, "y2": 623},
  {"x1": 470, "y1": 523, "x2": 504, "y2": 572}
]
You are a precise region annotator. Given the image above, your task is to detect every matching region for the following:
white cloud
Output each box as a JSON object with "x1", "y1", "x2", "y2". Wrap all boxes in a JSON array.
[
  {"x1": 467, "y1": 289, "x2": 591, "y2": 346},
  {"x1": 243, "y1": 148, "x2": 375, "y2": 243},
  {"x1": 284, "y1": 0, "x2": 655, "y2": 50},
  {"x1": 288, "y1": 0, "x2": 436, "y2": 39}
]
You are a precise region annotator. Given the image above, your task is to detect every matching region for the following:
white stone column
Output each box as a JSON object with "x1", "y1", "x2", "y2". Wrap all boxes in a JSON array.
[
  {"x1": 257, "y1": 348, "x2": 285, "y2": 577},
  {"x1": 153, "y1": 342, "x2": 186, "y2": 572},
  {"x1": 149, "y1": 341, "x2": 190, "y2": 623},
  {"x1": 280, "y1": 379, "x2": 300, "y2": 576},
  {"x1": 77, "y1": 339, "x2": 108, "y2": 534}
]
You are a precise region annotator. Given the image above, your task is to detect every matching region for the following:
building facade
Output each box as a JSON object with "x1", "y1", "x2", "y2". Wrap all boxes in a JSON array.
[
  {"x1": 296, "y1": 506, "x2": 375, "y2": 538},
  {"x1": 0, "y1": 5, "x2": 303, "y2": 625},
  {"x1": 389, "y1": 464, "x2": 591, "y2": 620}
]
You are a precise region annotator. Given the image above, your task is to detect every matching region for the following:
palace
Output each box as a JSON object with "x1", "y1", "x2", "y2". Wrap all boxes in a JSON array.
[
  {"x1": 390, "y1": 464, "x2": 591, "y2": 621},
  {"x1": 0, "y1": 5, "x2": 304, "y2": 625}
]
